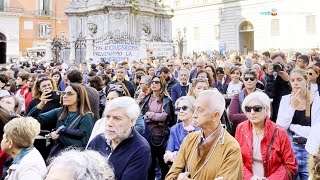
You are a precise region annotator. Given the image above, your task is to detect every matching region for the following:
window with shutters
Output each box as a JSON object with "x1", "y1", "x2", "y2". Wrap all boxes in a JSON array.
[
  {"x1": 271, "y1": 19, "x2": 280, "y2": 36},
  {"x1": 38, "y1": 0, "x2": 50, "y2": 16},
  {"x1": 38, "y1": 23, "x2": 50, "y2": 38},
  {"x1": 306, "y1": 15, "x2": 316, "y2": 35}
]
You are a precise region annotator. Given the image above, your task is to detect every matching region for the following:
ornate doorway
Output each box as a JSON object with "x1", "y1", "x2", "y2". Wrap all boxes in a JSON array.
[{"x1": 239, "y1": 21, "x2": 254, "y2": 55}]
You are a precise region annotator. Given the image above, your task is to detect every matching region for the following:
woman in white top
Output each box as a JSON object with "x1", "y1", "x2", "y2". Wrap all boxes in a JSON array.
[
  {"x1": 1, "y1": 117, "x2": 47, "y2": 180},
  {"x1": 306, "y1": 65, "x2": 319, "y2": 98},
  {"x1": 277, "y1": 68, "x2": 320, "y2": 180},
  {"x1": 223, "y1": 67, "x2": 243, "y2": 106}
]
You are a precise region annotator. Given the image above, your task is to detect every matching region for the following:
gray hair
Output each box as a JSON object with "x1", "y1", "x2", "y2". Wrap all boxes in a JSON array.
[
  {"x1": 47, "y1": 149, "x2": 115, "y2": 180},
  {"x1": 178, "y1": 68, "x2": 190, "y2": 76},
  {"x1": 198, "y1": 89, "x2": 225, "y2": 117},
  {"x1": 174, "y1": 96, "x2": 196, "y2": 111},
  {"x1": 241, "y1": 91, "x2": 271, "y2": 117},
  {"x1": 105, "y1": 96, "x2": 140, "y2": 121}
]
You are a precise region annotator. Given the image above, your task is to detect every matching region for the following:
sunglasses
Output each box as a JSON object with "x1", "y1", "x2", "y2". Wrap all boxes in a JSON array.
[
  {"x1": 108, "y1": 84, "x2": 124, "y2": 93},
  {"x1": 243, "y1": 77, "x2": 256, "y2": 81},
  {"x1": 175, "y1": 105, "x2": 189, "y2": 113},
  {"x1": 245, "y1": 105, "x2": 264, "y2": 113},
  {"x1": 167, "y1": 65, "x2": 174, "y2": 67},
  {"x1": 151, "y1": 80, "x2": 161, "y2": 84},
  {"x1": 61, "y1": 91, "x2": 75, "y2": 96}
]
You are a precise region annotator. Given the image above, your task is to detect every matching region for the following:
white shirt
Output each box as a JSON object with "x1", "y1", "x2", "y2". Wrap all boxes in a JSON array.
[{"x1": 226, "y1": 82, "x2": 243, "y2": 99}]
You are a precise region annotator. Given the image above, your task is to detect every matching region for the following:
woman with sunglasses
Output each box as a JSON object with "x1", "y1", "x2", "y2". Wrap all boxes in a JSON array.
[
  {"x1": 139, "y1": 75, "x2": 175, "y2": 180},
  {"x1": 235, "y1": 91, "x2": 297, "y2": 180},
  {"x1": 306, "y1": 65, "x2": 320, "y2": 98},
  {"x1": 163, "y1": 96, "x2": 199, "y2": 164},
  {"x1": 188, "y1": 77, "x2": 210, "y2": 98},
  {"x1": 277, "y1": 68, "x2": 320, "y2": 180},
  {"x1": 27, "y1": 83, "x2": 94, "y2": 159},
  {"x1": 228, "y1": 69, "x2": 261, "y2": 136}
]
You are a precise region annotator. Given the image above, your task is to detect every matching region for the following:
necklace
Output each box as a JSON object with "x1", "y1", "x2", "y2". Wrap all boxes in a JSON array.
[{"x1": 186, "y1": 125, "x2": 224, "y2": 179}]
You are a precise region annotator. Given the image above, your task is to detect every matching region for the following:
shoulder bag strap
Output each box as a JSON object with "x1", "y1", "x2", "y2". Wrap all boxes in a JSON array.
[
  {"x1": 265, "y1": 127, "x2": 278, "y2": 177},
  {"x1": 68, "y1": 114, "x2": 82, "y2": 128}
]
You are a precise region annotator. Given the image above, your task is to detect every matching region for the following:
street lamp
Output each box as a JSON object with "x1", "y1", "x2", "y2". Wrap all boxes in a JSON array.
[{"x1": 176, "y1": 29, "x2": 184, "y2": 59}]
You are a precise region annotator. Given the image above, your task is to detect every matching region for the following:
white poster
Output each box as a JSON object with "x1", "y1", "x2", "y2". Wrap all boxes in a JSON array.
[
  {"x1": 93, "y1": 44, "x2": 140, "y2": 63},
  {"x1": 148, "y1": 42, "x2": 174, "y2": 57}
]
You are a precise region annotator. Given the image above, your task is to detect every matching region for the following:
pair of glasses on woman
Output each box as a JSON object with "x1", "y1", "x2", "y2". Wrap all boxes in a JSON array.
[
  {"x1": 243, "y1": 77, "x2": 256, "y2": 81},
  {"x1": 191, "y1": 78, "x2": 208, "y2": 83},
  {"x1": 244, "y1": 105, "x2": 264, "y2": 113},
  {"x1": 108, "y1": 84, "x2": 125, "y2": 94},
  {"x1": 175, "y1": 105, "x2": 189, "y2": 113}
]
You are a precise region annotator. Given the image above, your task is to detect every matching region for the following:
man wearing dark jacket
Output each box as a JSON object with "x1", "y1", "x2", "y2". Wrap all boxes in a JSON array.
[
  {"x1": 107, "y1": 65, "x2": 135, "y2": 98},
  {"x1": 171, "y1": 68, "x2": 189, "y2": 106},
  {"x1": 88, "y1": 97, "x2": 151, "y2": 180},
  {"x1": 66, "y1": 70, "x2": 100, "y2": 121},
  {"x1": 264, "y1": 52, "x2": 291, "y2": 122}
]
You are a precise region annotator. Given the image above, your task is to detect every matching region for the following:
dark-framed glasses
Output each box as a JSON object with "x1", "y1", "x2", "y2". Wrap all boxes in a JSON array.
[
  {"x1": 175, "y1": 105, "x2": 189, "y2": 113},
  {"x1": 61, "y1": 91, "x2": 75, "y2": 96},
  {"x1": 151, "y1": 80, "x2": 161, "y2": 84},
  {"x1": 244, "y1": 105, "x2": 264, "y2": 113}
]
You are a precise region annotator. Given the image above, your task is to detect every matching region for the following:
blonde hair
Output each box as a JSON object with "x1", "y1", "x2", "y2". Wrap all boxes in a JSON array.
[
  {"x1": 290, "y1": 68, "x2": 311, "y2": 118},
  {"x1": 309, "y1": 149, "x2": 320, "y2": 180},
  {"x1": 4, "y1": 117, "x2": 40, "y2": 149}
]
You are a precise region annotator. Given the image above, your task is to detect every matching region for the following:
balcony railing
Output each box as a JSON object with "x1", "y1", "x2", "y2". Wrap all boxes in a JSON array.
[
  {"x1": 36, "y1": 10, "x2": 53, "y2": 17},
  {"x1": 0, "y1": 7, "x2": 24, "y2": 13}
]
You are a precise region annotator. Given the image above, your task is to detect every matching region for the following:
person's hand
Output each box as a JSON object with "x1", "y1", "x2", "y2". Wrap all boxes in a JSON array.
[
  {"x1": 267, "y1": 64, "x2": 273, "y2": 75},
  {"x1": 291, "y1": 89, "x2": 301, "y2": 109},
  {"x1": 37, "y1": 90, "x2": 52, "y2": 109},
  {"x1": 50, "y1": 131, "x2": 60, "y2": 140},
  {"x1": 163, "y1": 151, "x2": 171, "y2": 163},
  {"x1": 278, "y1": 70, "x2": 289, "y2": 81},
  {"x1": 177, "y1": 172, "x2": 195, "y2": 180}
]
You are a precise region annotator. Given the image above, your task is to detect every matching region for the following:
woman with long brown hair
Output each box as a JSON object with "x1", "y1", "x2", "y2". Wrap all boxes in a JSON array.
[
  {"x1": 27, "y1": 83, "x2": 94, "y2": 158},
  {"x1": 139, "y1": 75, "x2": 175, "y2": 180}
]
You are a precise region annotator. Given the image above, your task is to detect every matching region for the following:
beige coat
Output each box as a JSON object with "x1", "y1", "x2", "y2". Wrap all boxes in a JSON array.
[
  {"x1": 165, "y1": 126, "x2": 243, "y2": 180},
  {"x1": 5, "y1": 148, "x2": 47, "y2": 180}
]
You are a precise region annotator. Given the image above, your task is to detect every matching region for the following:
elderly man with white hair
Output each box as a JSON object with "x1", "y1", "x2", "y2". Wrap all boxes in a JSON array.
[
  {"x1": 87, "y1": 96, "x2": 151, "y2": 180},
  {"x1": 166, "y1": 89, "x2": 243, "y2": 180}
]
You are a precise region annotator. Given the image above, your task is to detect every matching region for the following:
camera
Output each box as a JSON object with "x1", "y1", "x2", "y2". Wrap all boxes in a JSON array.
[
  {"x1": 273, "y1": 63, "x2": 284, "y2": 72},
  {"x1": 49, "y1": 91, "x2": 63, "y2": 102}
]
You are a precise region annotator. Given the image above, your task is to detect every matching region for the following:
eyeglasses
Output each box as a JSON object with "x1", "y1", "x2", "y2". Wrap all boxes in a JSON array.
[
  {"x1": 244, "y1": 105, "x2": 264, "y2": 113},
  {"x1": 183, "y1": 63, "x2": 189, "y2": 65},
  {"x1": 167, "y1": 65, "x2": 174, "y2": 67},
  {"x1": 191, "y1": 78, "x2": 208, "y2": 83},
  {"x1": 61, "y1": 91, "x2": 75, "y2": 96},
  {"x1": 175, "y1": 105, "x2": 189, "y2": 113},
  {"x1": 151, "y1": 80, "x2": 161, "y2": 84},
  {"x1": 5, "y1": 84, "x2": 10, "y2": 87},
  {"x1": 243, "y1": 77, "x2": 256, "y2": 81}
]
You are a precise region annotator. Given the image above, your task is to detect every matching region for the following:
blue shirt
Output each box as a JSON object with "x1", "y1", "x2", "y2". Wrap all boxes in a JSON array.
[
  {"x1": 88, "y1": 129, "x2": 151, "y2": 180},
  {"x1": 166, "y1": 123, "x2": 200, "y2": 152}
]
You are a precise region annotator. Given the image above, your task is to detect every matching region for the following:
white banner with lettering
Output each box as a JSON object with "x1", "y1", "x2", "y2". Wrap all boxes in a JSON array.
[
  {"x1": 147, "y1": 42, "x2": 174, "y2": 57},
  {"x1": 93, "y1": 44, "x2": 139, "y2": 63}
]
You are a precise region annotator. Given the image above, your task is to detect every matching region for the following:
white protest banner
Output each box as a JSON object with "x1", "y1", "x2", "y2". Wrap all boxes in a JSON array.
[
  {"x1": 93, "y1": 44, "x2": 139, "y2": 63},
  {"x1": 148, "y1": 42, "x2": 173, "y2": 57}
]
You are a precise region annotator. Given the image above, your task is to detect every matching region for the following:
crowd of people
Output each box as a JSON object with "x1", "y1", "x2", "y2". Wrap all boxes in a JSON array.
[{"x1": 0, "y1": 50, "x2": 319, "y2": 180}]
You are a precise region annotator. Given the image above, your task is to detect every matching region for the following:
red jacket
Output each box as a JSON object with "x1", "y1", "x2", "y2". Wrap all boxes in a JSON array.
[{"x1": 235, "y1": 118, "x2": 297, "y2": 180}]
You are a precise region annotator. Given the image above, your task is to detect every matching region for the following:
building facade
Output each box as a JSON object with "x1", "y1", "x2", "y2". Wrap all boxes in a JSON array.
[
  {"x1": 64, "y1": 0, "x2": 174, "y2": 63},
  {"x1": 167, "y1": 0, "x2": 320, "y2": 55},
  {"x1": 0, "y1": 0, "x2": 69, "y2": 63}
]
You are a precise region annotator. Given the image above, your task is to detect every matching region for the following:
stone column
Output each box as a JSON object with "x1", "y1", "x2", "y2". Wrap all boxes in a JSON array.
[
  {"x1": 85, "y1": 34, "x2": 94, "y2": 64},
  {"x1": 69, "y1": 37, "x2": 76, "y2": 63},
  {"x1": 44, "y1": 38, "x2": 53, "y2": 63}
]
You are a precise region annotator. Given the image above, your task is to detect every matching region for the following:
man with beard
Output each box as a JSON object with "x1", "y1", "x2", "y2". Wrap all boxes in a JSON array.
[
  {"x1": 88, "y1": 97, "x2": 151, "y2": 180},
  {"x1": 159, "y1": 66, "x2": 178, "y2": 97},
  {"x1": 171, "y1": 68, "x2": 190, "y2": 105}
]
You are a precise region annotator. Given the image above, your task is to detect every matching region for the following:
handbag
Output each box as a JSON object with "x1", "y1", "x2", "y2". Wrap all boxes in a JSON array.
[
  {"x1": 47, "y1": 114, "x2": 82, "y2": 159},
  {"x1": 150, "y1": 124, "x2": 169, "y2": 147}
]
